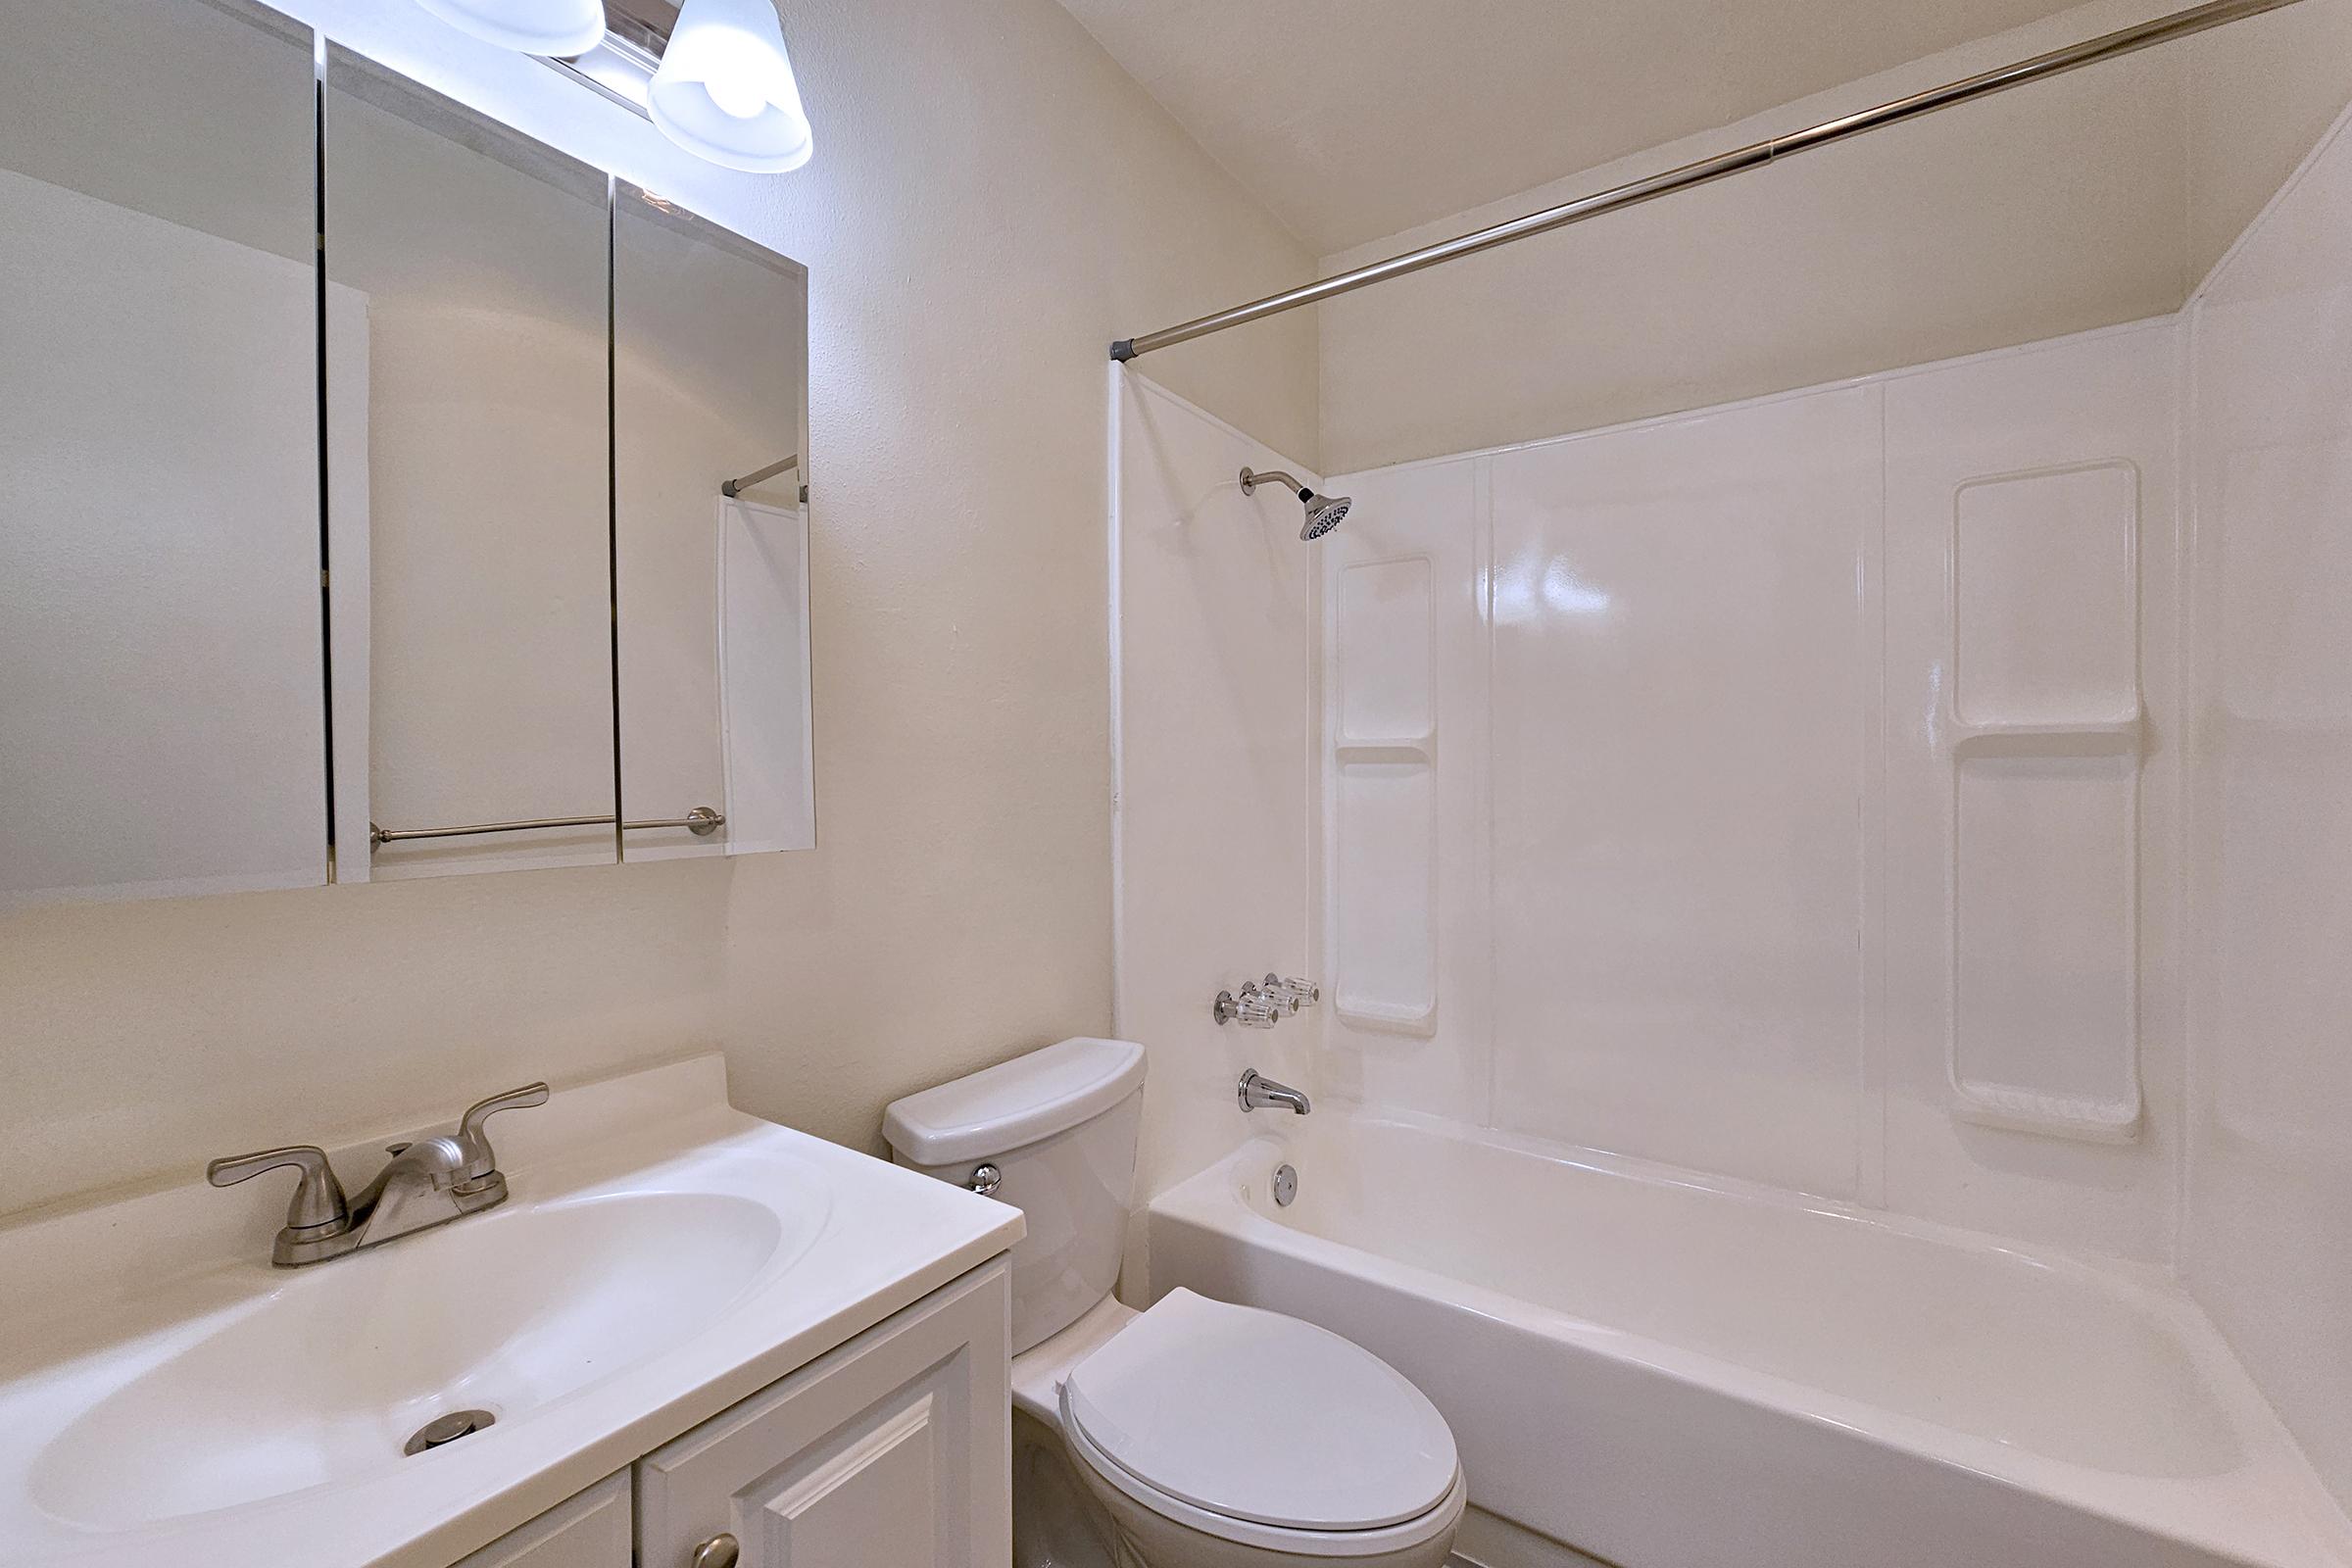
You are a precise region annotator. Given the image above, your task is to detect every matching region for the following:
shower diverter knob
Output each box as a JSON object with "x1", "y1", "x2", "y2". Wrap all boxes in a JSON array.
[
  {"x1": 1214, "y1": 983, "x2": 1283, "y2": 1028},
  {"x1": 1263, "y1": 975, "x2": 1320, "y2": 1011}
]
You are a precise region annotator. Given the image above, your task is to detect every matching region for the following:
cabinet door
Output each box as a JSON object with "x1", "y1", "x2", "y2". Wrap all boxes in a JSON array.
[
  {"x1": 452, "y1": 1471, "x2": 631, "y2": 1568},
  {"x1": 638, "y1": 1259, "x2": 1011, "y2": 1568}
]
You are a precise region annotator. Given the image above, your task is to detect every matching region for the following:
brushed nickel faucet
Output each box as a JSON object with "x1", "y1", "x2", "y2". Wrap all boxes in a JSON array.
[{"x1": 207, "y1": 1083, "x2": 550, "y2": 1267}]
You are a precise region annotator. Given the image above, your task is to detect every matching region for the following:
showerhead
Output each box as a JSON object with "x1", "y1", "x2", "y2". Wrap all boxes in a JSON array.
[
  {"x1": 1240, "y1": 466, "x2": 1351, "y2": 543},
  {"x1": 1301, "y1": 494, "x2": 1350, "y2": 540}
]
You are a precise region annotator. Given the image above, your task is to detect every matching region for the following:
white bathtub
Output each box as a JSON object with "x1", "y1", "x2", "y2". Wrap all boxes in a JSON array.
[{"x1": 1147, "y1": 1113, "x2": 2352, "y2": 1568}]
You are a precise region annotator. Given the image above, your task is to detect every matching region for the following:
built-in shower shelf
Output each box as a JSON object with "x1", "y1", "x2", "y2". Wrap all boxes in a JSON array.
[
  {"x1": 1947, "y1": 1079, "x2": 2143, "y2": 1143},
  {"x1": 1329, "y1": 550, "x2": 1442, "y2": 1043},
  {"x1": 1947, "y1": 710, "x2": 2143, "y2": 759},
  {"x1": 1936, "y1": 451, "x2": 2146, "y2": 1149},
  {"x1": 1334, "y1": 734, "x2": 1436, "y2": 765},
  {"x1": 1333, "y1": 996, "x2": 1439, "y2": 1038}
]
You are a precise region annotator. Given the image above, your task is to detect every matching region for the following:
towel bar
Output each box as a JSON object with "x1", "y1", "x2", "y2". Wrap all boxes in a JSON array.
[
  {"x1": 368, "y1": 806, "x2": 723, "y2": 850},
  {"x1": 720, "y1": 454, "x2": 799, "y2": 499}
]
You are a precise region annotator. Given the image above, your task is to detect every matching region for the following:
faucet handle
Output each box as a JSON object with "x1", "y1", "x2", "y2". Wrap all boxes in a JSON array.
[
  {"x1": 206, "y1": 1146, "x2": 350, "y2": 1236},
  {"x1": 455, "y1": 1082, "x2": 550, "y2": 1186},
  {"x1": 1220, "y1": 982, "x2": 1282, "y2": 1028},
  {"x1": 1262, "y1": 974, "x2": 1320, "y2": 1012}
]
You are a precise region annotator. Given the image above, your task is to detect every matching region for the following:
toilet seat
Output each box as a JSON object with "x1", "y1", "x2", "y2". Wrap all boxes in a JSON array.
[
  {"x1": 1062, "y1": 1406, "x2": 1467, "y2": 1558},
  {"x1": 1058, "y1": 1290, "x2": 1462, "y2": 1555}
]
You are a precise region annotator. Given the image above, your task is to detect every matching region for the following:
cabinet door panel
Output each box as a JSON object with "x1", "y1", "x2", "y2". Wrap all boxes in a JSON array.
[
  {"x1": 451, "y1": 1470, "x2": 630, "y2": 1568},
  {"x1": 638, "y1": 1260, "x2": 1010, "y2": 1568},
  {"x1": 749, "y1": 1371, "x2": 945, "y2": 1563}
]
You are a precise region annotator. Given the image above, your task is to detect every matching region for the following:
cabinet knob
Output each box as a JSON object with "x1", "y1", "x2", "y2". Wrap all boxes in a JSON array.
[{"x1": 691, "y1": 1533, "x2": 740, "y2": 1568}]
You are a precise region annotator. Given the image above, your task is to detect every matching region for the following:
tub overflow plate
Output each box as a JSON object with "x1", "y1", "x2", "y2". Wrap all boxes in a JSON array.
[{"x1": 1273, "y1": 1162, "x2": 1298, "y2": 1206}]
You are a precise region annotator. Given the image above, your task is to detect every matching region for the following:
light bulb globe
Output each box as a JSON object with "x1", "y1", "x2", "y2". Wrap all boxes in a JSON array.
[{"x1": 414, "y1": 0, "x2": 607, "y2": 58}]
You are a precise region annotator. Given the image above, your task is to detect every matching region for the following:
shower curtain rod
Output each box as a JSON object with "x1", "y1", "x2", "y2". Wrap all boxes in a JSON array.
[{"x1": 1108, "y1": 0, "x2": 2303, "y2": 363}]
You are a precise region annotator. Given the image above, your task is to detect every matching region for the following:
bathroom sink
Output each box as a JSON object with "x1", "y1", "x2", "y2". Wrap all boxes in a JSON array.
[
  {"x1": 30, "y1": 1190, "x2": 788, "y2": 1529},
  {"x1": 0, "y1": 1055, "x2": 1024, "y2": 1568}
]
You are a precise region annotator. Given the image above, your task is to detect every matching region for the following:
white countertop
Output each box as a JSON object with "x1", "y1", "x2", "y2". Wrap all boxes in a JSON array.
[{"x1": 0, "y1": 1054, "x2": 1024, "y2": 1568}]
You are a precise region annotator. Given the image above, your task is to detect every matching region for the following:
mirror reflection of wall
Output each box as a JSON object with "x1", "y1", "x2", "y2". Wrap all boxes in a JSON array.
[
  {"x1": 0, "y1": 0, "x2": 323, "y2": 910},
  {"x1": 614, "y1": 185, "x2": 813, "y2": 861},
  {"x1": 323, "y1": 49, "x2": 619, "y2": 882}
]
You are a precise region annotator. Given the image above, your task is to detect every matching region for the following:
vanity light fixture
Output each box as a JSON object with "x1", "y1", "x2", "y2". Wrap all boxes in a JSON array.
[
  {"x1": 645, "y1": 0, "x2": 814, "y2": 172},
  {"x1": 414, "y1": 0, "x2": 608, "y2": 58},
  {"x1": 539, "y1": 0, "x2": 814, "y2": 174}
]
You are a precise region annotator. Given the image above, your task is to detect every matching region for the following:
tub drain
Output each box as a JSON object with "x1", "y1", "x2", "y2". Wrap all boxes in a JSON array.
[{"x1": 405, "y1": 1409, "x2": 496, "y2": 1455}]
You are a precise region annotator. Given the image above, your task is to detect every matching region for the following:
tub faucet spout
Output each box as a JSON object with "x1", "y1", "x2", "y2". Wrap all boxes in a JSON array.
[{"x1": 1239, "y1": 1069, "x2": 1311, "y2": 1115}]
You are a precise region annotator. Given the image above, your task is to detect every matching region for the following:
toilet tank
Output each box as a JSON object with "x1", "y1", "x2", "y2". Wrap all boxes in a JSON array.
[{"x1": 884, "y1": 1038, "x2": 1147, "y2": 1354}]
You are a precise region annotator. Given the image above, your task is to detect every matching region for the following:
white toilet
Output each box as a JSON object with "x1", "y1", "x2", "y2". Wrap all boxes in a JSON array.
[{"x1": 884, "y1": 1039, "x2": 1464, "y2": 1568}]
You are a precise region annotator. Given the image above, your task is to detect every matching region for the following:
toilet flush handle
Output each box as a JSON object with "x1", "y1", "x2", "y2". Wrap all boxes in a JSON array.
[{"x1": 967, "y1": 1163, "x2": 1004, "y2": 1197}]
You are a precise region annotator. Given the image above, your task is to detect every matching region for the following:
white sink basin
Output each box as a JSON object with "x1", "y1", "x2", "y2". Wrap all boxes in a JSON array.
[
  {"x1": 0, "y1": 1055, "x2": 1023, "y2": 1568},
  {"x1": 32, "y1": 1190, "x2": 791, "y2": 1530}
]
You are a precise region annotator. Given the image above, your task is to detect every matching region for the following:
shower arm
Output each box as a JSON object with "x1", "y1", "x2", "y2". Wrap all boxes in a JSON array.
[
  {"x1": 1108, "y1": 0, "x2": 2304, "y2": 363},
  {"x1": 1240, "y1": 466, "x2": 1315, "y2": 501}
]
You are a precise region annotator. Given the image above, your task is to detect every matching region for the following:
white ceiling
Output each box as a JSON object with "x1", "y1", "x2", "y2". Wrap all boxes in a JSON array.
[{"x1": 1054, "y1": 0, "x2": 2099, "y2": 254}]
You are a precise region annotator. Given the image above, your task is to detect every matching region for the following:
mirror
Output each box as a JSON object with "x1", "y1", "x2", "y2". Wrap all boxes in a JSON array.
[
  {"x1": 324, "y1": 49, "x2": 619, "y2": 881},
  {"x1": 0, "y1": 4, "x2": 816, "y2": 908},
  {"x1": 614, "y1": 184, "x2": 812, "y2": 861},
  {"x1": 0, "y1": 0, "x2": 322, "y2": 911}
]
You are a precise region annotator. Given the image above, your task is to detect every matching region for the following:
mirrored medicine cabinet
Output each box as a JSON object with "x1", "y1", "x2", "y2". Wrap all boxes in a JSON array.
[{"x1": 0, "y1": 0, "x2": 813, "y2": 911}]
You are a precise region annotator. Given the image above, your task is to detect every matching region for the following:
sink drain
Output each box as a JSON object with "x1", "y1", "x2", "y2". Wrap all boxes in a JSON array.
[{"x1": 405, "y1": 1409, "x2": 496, "y2": 1456}]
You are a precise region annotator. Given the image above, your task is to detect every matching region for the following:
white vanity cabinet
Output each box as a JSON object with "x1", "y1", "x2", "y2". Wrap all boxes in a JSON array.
[
  {"x1": 455, "y1": 1260, "x2": 1011, "y2": 1568},
  {"x1": 638, "y1": 1261, "x2": 1010, "y2": 1568},
  {"x1": 451, "y1": 1473, "x2": 633, "y2": 1568}
]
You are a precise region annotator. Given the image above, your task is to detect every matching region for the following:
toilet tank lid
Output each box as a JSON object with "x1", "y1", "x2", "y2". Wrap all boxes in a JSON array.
[{"x1": 883, "y1": 1038, "x2": 1146, "y2": 1165}]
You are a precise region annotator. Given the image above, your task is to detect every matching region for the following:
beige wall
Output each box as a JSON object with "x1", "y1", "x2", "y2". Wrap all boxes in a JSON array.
[
  {"x1": 1316, "y1": 0, "x2": 2352, "y2": 474},
  {"x1": 0, "y1": 0, "x2": 1316, "y2": 1218},
  {"x1": 711, "y1": 0, "x2": 1316, "y2": 1153},
  {"x1": 2185, "y1": 0, "x2": 2352, "y2": 280}
]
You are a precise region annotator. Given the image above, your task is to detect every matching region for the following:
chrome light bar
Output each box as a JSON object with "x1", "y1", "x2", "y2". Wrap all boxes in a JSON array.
[{"x1": 542, "y1": 0, "x2": 679, "y2": 118}]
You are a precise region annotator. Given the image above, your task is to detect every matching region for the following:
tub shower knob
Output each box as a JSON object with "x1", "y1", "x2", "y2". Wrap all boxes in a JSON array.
[
  {"x1": 1262, "y1": 974, "x2": 1320, "y2": 1012},
  {"x1": 1214, "y1": 982, "x2": 1283, "y2": 1028}
]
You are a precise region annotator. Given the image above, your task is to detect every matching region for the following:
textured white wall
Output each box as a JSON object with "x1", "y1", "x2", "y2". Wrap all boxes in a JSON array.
[
  {"x1": 2183, "y1": 100, "x2": 2352, "y2": 1510},
  {"x1": 1315, "y1": 0, "x2": 2352, "y2": 474},
  {"x1": 0, "y1": 0, "x2": 1316, "y2": 1218}
]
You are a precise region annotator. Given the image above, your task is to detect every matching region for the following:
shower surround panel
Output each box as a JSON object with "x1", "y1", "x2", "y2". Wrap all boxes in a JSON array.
[{"x1": 1315, "y1": 318, "x2": 2182, "y2": 1261}]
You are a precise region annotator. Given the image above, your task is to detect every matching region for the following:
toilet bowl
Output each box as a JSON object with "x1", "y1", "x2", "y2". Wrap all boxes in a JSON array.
[{"x1": 885, "y1": 1039, "x2": 1465, "y2": 1568}]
